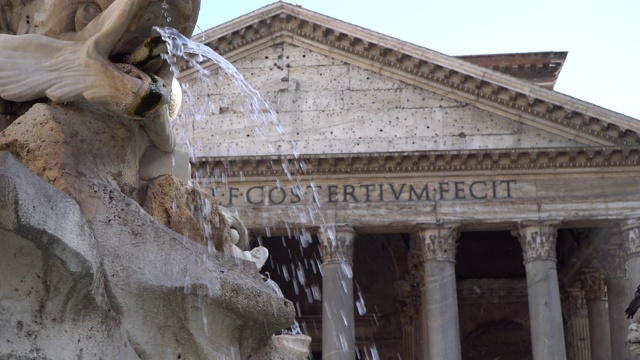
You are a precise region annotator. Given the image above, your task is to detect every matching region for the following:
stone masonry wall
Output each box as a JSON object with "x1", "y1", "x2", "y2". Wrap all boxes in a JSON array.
[{"x1": 176, "y1": 43, "x2": 583, "y2": 157}]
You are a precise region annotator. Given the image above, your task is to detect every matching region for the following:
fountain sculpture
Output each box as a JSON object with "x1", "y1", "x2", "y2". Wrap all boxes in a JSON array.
[
  {"x1": 0, "y1": 0, "x2": 309, "y2": 358},
  {"x1": 629, "y1": 315, "x2": 640, "y2": 358}
]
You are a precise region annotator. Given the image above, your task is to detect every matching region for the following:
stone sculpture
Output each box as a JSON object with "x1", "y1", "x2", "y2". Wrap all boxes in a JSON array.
[
  {"x1": 0, "y1": 0, "x2": 308, "y2": 358},
  {"x1": 630, "y1": 322, "x2": 640, "y2": 357},
  {"x1": 0, "y1": 0, "x2": 268, "y2": 263},
  {"x1": 0, "y1": 0, "x2": 191, "y2": 151}
]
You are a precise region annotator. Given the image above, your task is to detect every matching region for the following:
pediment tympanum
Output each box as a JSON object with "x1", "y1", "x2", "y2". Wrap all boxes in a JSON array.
[
  {"x1": 181, "y1": 42, "x2": 587, "y2": 157},
  {"x1": 179, "y1": 2, "x2": 640, "y2": 155}
]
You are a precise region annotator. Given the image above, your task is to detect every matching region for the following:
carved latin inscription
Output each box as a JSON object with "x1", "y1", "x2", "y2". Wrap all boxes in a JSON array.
[{"x1": 223, "y1": 180, "x2": 517, "y2": 206}]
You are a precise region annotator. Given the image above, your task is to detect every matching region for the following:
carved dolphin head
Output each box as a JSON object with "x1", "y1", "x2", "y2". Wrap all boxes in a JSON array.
[
  {"x1": 0, "y1": 0, "x2": 200, "y2": 90},
  {"x1": 0, "y1": 0, "x2": 201, "y2": 151},
  {"x1": 0, "y1": 0, "x2": 199, "y2": 38}
]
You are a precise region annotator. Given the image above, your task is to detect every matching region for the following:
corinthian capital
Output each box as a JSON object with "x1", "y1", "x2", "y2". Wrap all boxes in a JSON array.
[
  {"x1": 512, "y1": 220, "x2": 561, "y2": 262},
  {"x1": 318, "y1": 225, "x2": 355, "y2": 265},
  {"x1": 622, "y1": 219, "x2": 640, "y2": 256},
  {"x1": 596, "y1": 244, "x2": 627, "y2": 279},
  {"x1": 562, "y1": 287, "x2": 588, "y2": 319},
  {"x1": 580, "y1": 269, "x2": 607, "y2": 301},
  {"x1": 417, "y1": 223, "x2": 461, "y2": 262}
]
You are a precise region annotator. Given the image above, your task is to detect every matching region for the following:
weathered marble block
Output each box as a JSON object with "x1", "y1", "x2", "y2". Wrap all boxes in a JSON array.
[{"x1": 0, "y1": 151, "x2": 299, "y2": 359}]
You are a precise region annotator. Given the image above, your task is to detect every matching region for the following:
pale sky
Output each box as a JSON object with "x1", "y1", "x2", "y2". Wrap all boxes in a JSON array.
[{"x1": 195, "y1": 0, "x2": 640, "y2": 120}]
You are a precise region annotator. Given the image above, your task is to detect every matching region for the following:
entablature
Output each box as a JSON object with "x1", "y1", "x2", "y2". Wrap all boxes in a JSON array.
[{"x1": 194, "y1": 146, "x2": 640, "y2": 179}]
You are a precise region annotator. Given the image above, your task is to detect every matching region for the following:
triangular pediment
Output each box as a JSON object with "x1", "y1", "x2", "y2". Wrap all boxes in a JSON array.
[
  {"x1": 184, "y1": 2, "x2": 640, "y2": 151},
  {"x1": 183, "y1": 42, "x2": 586, "y2": 157}
]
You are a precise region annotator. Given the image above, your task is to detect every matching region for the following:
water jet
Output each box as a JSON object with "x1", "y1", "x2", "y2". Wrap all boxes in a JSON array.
[{"x1": 0, "y1": 1, "x2": 309, "y2": 358}]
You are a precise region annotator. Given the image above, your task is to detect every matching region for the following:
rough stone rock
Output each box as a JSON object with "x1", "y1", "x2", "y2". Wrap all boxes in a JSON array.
[
  {"x1": 143, "y1": 173, "x2": 233, "y2": 251},
  {"x1": 0, "y1": 103, "x2": 248, "y2": 255},
  {"x1": 0, "y1": 102, "x2": 149, "y2": 199},
  {"x1": 0, "y1": 151, "x2": 297, "y2": 358},
  {"x1": 629, "y1": 322, "x2": 640, "y2": 357},
  {"x1": 0, "y1": 151, "x2": 137, "y2": 358},
  {"x1": 270, "y1": 334, "x2": 313, "y2": 359},
  {"x1": 0, "y1": 0, "x2": 307, "y2": 355},
  {"x1": 0, "y1": 0, "x2": 201, "y2": 152}
]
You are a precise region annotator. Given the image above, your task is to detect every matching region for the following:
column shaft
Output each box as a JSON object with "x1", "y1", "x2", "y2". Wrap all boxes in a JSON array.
[
  {"x1": 628, "y1": 254, "x2": 640, "y2": 297},
  {"x1": 585, "y1": 300, "x2": 610, "y2": 360},
  {"x1": 514, "y1": 221, "x2": 567, "y2": 360},
  {"x1": 399, "y1": 235, "x2": 425, "y2": 360},
  {"x1": 420, "y1": 293, "x2": 429, "y2": 360},
  {"x1": 319, "y1": 225, "x2": 355, "y2": 360},
  {"x1": 322, "y1": 262, "x2": 354, "y2": 359},
  {"x1": 597, "y1": 243, "x2": 630, "y2": 360},
  {"x1": 524, "y1": 260, "x2": 566, "y2": 359},
  {"x1": 622, "y1": 220, "x2": 640, "y2": 358},
  {"x1": 581, "y1": 270, "x2": 612, "y2": 360},
  {"x1": 418, "y1": 223, "x2": 461, "y2": 360},
  {"x1": 402, "y1": 324, "x2": 416, "y2": 360},
  {"x1": 423, "y1": 260, "x2": 460, "y2": 359},
  {"x1": 563, "y1": 288, "x2": 591, "y2": 360},
  {"x1": 607, "y1": 278, "x2": 631, "y2": 360},
  {"x1": 623, "y1": 220, "x2": 640, "y2": 295}
]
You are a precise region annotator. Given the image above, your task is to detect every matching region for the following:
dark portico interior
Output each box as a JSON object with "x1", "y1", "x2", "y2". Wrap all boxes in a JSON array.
[{"x1": 257, "y1": 225, "x2": 604, "y2": 359}]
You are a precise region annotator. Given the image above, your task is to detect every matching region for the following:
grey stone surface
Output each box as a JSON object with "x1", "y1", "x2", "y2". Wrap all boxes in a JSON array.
[
  {"x1": 319, "y1": 226, "x2": 356, "y2": 360},
  {"x1": 139, "y1": 147, "x2": 191, "y2": 182},
  {"x1": 177, "y1": 43, "x2": 585, "y2": 157},
  {"x1": 524, "y1": 260, "x2": 567, "y2": 360},
  {"x1": 423, "y1": 259, "x2": 462, "y2": 360},
  {"x1": 0, "y1": 151, "x2": 298, "y2": 358},
  {"x1": 0, "y1": 0, "x2": 203, "y2": 152},
  {"x1": 607, "y1": 278, "x2": 632, "y2": 360},
  {"x1": 586, "y1": 299, "x2": 612, "y2": 360},
  {"x1": 0, "y1": 151, "x2": 131, "y2": 359}
]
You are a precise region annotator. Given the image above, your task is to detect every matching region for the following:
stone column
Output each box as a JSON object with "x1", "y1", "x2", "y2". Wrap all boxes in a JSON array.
[
  {"x1": 621, "y1": 220, "x2": 640, "y2": 359},
  {"x1": 622, "y1": 219, "x2": 640, "y2": 301},
  {"x1": 596, "y1": 244, "x2": 630, "y2": 360},
  {"x1": 397, "y1": 234, "x2": 425, "y2": 360},
  {"x1": 398, "y1": 281, "x2": 420, "y2": 360},
  {"x1": 513, "y1": 220, "x2": 567, "y2": 360},
  {"x1": 318, "y1": 225, "x2": 355, "y2": 360},
  {"x1": 417, "y1": 223, "x2": 462, "y2": 360},
  {"x1": 562, "y1": 287, "x2": 591, "y2": 360},
  {"x1": 581, "y1": 269, "x2": 612, "y2": 360}
]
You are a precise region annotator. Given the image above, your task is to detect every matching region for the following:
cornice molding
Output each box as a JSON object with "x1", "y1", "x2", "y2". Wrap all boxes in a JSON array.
[
  {"x1": 192, "y1": 146, "x2": 640, "y2": 178},
  {"x1": 188, "y1": 3, "x2": 640, "y2": 147}
]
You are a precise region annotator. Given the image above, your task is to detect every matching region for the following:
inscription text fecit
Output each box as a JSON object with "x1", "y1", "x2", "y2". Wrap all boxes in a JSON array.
[{"x1": 219, "y1": 180, "x2": 517, "y2": 206}]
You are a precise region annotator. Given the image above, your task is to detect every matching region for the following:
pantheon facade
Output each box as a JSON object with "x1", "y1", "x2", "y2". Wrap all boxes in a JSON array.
[{"x1": 177, "y1": 3, "x2": 640, "y2": 359}]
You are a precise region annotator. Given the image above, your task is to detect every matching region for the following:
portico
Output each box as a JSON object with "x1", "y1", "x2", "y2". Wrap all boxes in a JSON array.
[{"x1": 179, "y1": 2, "x2": 640, "y2": 358}]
